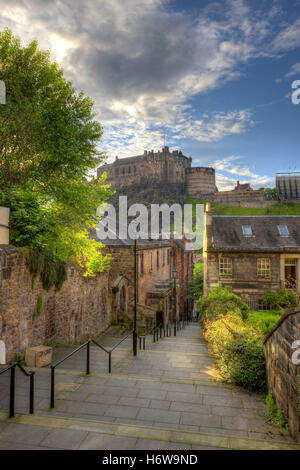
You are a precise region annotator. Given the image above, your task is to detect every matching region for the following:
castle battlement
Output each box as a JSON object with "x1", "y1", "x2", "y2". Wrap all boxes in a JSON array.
[{"x1": 97, "y1": 147, "x2": 266, "y2": 206}]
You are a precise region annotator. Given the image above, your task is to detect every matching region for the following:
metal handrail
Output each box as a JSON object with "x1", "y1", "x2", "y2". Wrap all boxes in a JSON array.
[
  {"x1": 0, "y1": 362, "x2": 35, "y2": 417},
  {"x1": 50, "y1": 331, "x2": 133, "y2": 408}
]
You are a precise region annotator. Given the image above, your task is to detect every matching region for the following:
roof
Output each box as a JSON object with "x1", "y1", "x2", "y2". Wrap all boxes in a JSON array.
[{"x1": 210, "y1": 216, "x2": 300, "y2": 252}]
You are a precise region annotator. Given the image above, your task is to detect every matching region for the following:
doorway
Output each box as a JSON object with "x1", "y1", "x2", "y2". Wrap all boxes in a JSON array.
[
  {"x1": 284, "y1": 259, "x2": 297, "y2": 289},
  {"x1": 156, "y1": 311, "x2": 163, "y2": 326}
]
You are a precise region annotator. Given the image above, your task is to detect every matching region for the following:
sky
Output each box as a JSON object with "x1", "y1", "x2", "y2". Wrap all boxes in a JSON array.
[{"x1": 1, "y1": 0, "x2": 300, "y2": 190}]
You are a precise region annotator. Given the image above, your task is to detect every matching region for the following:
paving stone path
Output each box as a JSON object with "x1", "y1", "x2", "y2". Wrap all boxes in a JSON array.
[{"x1": 0, "y1": 323, "x2": 299, "y2": 450}]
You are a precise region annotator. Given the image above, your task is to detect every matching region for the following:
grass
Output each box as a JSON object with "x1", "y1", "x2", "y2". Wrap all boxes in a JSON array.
[
  {"x1": 248, "y1": 310, "x2": 282, "y2": 334},
  {"x1": 265, "y1": 391, "x2": 289, "y2": 434},
  {"x1": 186, "y1": 197, "x2": 300, "y2": 216}
]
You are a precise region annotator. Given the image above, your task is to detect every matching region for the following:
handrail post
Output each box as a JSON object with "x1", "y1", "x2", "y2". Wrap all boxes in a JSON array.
[
  {"x1": 86, "y1": 341, "x2": 90, "y2": 375},
  {"x1": 143, "y1": 337, "x2": 145, "y2": 350},
  {"x1": 174, "y1": 322, "x2": 176, "y2": 337},
  {"x1": 153, "y1": 328, "x2": 156, "y2": 343},
  {"x1": 29, "y1": 372, "x2": 34, "y2": 414},
  {"x1": 9, "y1": 365, "x2": 15, "y2": 418},
  {"x1": 160, "y1": 325, "x2": 162, "y2": 339},
  {"x1": 108, "y1": 352, "x2": 112, "y2": 373},
  {"x1": 50, "y1": 366, "x2": 55, "y2": 409}
]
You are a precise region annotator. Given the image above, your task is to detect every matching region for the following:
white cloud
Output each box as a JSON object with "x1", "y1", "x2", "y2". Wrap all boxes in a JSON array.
[
  {"x1": 285, "y1": 62, "x2": 300, "y2": 77},
  {"x1": 273, "y1": 18, "x2": 300, "y2": 51},
  {"x1": 211, "y1": 155, "x2": 274, "y2": 190},
  {"x1": 0, "y1": 0, "x2": 299, "y2": 165}
]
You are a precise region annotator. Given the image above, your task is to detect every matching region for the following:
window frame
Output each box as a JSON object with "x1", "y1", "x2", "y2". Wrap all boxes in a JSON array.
[
  {"x1": 278, "y1": 225, "x2": 289, "y2": 236},
  {"x1": 219, "y1": 257, "x2": 232, "y2": 279},
  {"x1": 242, "y1": 225, "x2": 253, "y2": 236},
  {"x1": 257, "y1": 258, "x2": 271, "y2": 280}
]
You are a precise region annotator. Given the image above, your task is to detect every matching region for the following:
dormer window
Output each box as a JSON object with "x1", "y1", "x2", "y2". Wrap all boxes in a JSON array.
[
  {"x1": 242, "y1": 225, "x2": 253, "y2": 236},
  {"x1": 278, "y1": 225, "x2": 289, "y2": 236}
]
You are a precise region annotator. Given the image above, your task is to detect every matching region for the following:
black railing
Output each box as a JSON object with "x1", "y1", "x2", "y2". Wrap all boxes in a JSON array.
[
  {"x1": 50, "y1": 332, "x2": 133, "y2": 408},
  {"x1": 0, "y1": 362, "x2": 35, "y2": 417},
  {"x1": 138, "y1": 317, "x2": 189, "y2": 350}
]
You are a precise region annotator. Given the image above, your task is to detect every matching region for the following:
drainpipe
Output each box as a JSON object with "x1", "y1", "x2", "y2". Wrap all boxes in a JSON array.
[{"x1": 0, "y1": 207, "x2": 10, "y2": 245}]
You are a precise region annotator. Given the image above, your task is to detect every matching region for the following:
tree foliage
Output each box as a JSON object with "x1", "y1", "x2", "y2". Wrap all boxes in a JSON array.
[{"x1": 0, "y1": 29, "x2": 114, "y2": 281}]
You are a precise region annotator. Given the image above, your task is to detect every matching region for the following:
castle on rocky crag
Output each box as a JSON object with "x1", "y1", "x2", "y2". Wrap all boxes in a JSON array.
[{"x1": 97, "y1": 146, "x2": 268, "y2": 207}]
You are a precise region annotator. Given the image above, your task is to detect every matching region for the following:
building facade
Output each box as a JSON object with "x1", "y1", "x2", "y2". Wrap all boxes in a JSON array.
[
  {"x1": 203, "y1": 205, "x2": 300, "y2": 309},
  {"x1": 98, "y1": 234, "x2": 193, "y2": 331},
  {"x1": 97, "y1": 146, "x2": 217, "y2": 196}
]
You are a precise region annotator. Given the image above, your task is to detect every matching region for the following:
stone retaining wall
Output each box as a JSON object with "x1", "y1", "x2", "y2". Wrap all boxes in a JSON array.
[
  {"x1": 0, "y1": 247, "x2": 111, "y2": 363},
  {"x1": 264, "y1": 307, "x2": 300, "y2": 442}
]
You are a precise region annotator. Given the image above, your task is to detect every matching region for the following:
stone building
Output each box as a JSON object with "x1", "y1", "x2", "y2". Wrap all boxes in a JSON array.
[
  {"x1": 97, "y1": 147, "x2": 266, "y2": 205},
  {"x1": 203, "y1": 204, "x2": 300, "y2": 309},
  {"x1": 97, "y1": 146, "x2": 217, "y2": 197},
  {"x1": 97, "y1": 229, "x2": 194, "y2": 331}
]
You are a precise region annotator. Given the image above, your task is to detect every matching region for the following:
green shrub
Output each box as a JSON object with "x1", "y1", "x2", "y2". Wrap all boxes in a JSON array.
[
  {"x1": 204, "y1": 311, "x2": 266, "y2": 392},
  {"x1": 262, "y1": 289, "x2": 297, "y2": 310},
  {"x1": 197, "y1": 285, "x2": 249, "y2": 325},
  {"x1": 25, "y1": 248, "x2": 68, "y2": 291},
  {"x1": 187, "y1": 262, "x2": 203, "y2": 300},
  {"x1": 266, "y1": 392, "x2": 288, "y2": 433}
]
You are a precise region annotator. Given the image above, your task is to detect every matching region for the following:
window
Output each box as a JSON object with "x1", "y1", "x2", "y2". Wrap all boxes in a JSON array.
[
  {"x1": 242, "y1": 225, "x2": 253, "y2": 236},
  {"x1": 134, "y1": 166, "x2": 136, "y2": 174},
  {"x1": 257, "y1": 258, "x2": 271, "y2": 279},
  {"x1": 219, "y1": 257, "x2": 232, "y2": 278},
  {"x1": 115, "y1": 168, "x2": 119, "y2": 176},
  {"x1": 278, "y1": 225, "x2": 289, "y2": 236},
  {"x1": 122, "y1": 167, "x2": 125, "y2": 175}
]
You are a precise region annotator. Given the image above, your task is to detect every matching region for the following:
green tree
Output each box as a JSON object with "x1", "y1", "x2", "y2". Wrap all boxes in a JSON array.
[
  {"x1": 0, "y1": 28, "x2": 103, "y2": 190},
  {"x1": 187, "y1": 262, "x2": 203, "y2": 301},
  {"x1": 264, "y1": 187, "x2": 277, "y2": 200},
  {"x1": 0, "y1": 29, "x2": 113, "y2": 281}
]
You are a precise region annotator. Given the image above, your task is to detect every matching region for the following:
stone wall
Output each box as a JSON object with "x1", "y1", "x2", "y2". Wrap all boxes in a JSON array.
[
  {"x1": 0, "y1": 247, "x2": 111, "y2": 363},
  {"x1": 204, "y1": 250, "x2": 282, "y2": 308},
  {"x1": 198, "y1": 188, "x2": 272, "y2": 208},
  {"x1": 264, "y1": 308, "x2": 300, "y2": 442}
]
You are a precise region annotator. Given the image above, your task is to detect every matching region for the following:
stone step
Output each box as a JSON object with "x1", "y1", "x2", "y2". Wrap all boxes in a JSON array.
[
  {"x1": 0, "y1": 411, "x2": 299, "y2": 451},
  {"x1": 25, "y1": 366, "x2": 227, "y2": 388}
]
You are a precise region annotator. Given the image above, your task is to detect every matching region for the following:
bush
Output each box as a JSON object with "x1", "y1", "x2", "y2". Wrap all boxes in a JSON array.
[
  {"x1": 204, "y1": 312, "x2": 266, "y2": 392},
  {"x1": 197, "y1": 285, "x2": 249, "y2": 325},
  {"x1": 262, "y1": 289, "x2": 297, "y2": 310}
]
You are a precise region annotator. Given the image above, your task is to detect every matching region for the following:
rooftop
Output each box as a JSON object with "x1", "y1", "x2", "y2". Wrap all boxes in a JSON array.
[{"x1": 210, "y1": 215, "x2": 300, "y2": 252}]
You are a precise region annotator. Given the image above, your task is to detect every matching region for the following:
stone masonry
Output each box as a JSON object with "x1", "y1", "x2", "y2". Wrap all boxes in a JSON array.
[
  {"x1": 264, "y1": 307, "x2": 300, "y2": 442},
  {"x1": 0, "y1": 247, "x2": 111, "y2": 363},
  {"x1": 97, "y1": 146, "x2": 266, "y2": 206}
]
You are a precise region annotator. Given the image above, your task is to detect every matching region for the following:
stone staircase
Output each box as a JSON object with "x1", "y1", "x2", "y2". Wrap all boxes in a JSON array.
[{"x1": 0, "y1": 324, "x2": 299, "y2": 450}]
